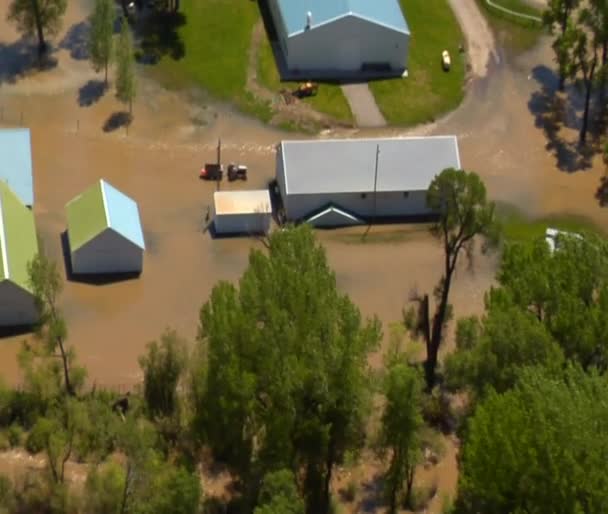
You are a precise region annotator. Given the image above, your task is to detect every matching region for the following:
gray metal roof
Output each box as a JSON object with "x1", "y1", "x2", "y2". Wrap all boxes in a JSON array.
[{"x1": 279, "y1": 136, "x2": 461, "y2": 195}]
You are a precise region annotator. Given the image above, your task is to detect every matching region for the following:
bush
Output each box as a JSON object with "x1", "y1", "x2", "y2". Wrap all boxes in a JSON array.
[
  {"x1": 341, "y1": 479, "x2": 357, "y2": 502},
  {"x1": 405, "y1": 482, "x2": 438, "y2": 512},
  {"x1": 0, "y1": 473, "x2": 16, "y2": 513},
  {"x1": 0, "y1": 432, "x2": 10, "y2": 452},
  {"x1": 7, "y1": 424, "x2": 23, "y2": 448},
  {"x1": 25, "y1": 418, "x2": 53, "y2": 454},
  {"x1": 421, "y1": 388, "x2": 454, "y2": 433}
]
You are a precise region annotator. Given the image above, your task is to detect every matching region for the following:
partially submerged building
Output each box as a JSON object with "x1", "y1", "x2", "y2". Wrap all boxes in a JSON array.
[
  {"x1": 213, "y1": 190, "x2": 272, "y2": 235},
  {"x1": 66, "y1": 180, "x2": 145, "y2": 274},
  {"x1": 267, "y1": 0, "x2": 410, "y2": 78},
  {"x1": 0, "y1": 182, "x2": 39, "y2": 327},
  {"x1": 275, "y1": 136, "x2": 461, "y2": 227},
  {"x1": 0, "y1": 128, "x2": 34, "y2": 207}
]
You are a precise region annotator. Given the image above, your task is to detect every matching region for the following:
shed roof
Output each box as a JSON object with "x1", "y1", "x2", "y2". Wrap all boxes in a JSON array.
[
  {"x1": 0, "y1": 129, "x2": 34, "y2": 206},
  {"x1": 276, "y1": 0, "x2": 409, "y2": 37},
  {"x1": 66, "y1": 180, "x2": 145, "y2": 252},
  {"x1": 214, "y1": 190, "x2": 272, "y2": 216},
  {"x1": 0, "y1": 182, "x2": 38, "y2": 291},
  {"x1": 279, "y1": 136, "x2": 461, "y2": 195}
]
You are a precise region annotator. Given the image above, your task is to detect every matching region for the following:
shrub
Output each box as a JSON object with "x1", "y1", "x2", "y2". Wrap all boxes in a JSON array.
[
  {"x1": 0, "y1": 432, "x2": 9, "y2": 452},
  {"x1": 25, "y1": 418, "x2": 53, "y2": 454},
  {"x1": 7, "y1": 424, "x2": 23, "y2": 448}
]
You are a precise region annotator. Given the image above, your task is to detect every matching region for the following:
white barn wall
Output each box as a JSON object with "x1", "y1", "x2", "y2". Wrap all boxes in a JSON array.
[
  {"x1": 0, "y1": 281, "x2": 37, "y2": 326},
  {"x1": 285, "y1": 190, "x2": 429, "y2": 221},
  {"x1": 71, "y1": 228, "x2": 143, "y2": 274},
  {"x1": 287, "y1": 16, "x2": 408, "y2": 73},
  {"x1": 268, "y1": 0, "x2": 290, "y2": 57},
  {"x1": 215, "y1": 213, "x2": 271, "y2": 235}
]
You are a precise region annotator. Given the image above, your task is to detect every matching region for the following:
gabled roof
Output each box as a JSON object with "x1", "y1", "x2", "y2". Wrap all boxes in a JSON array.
[
  {"x1": 306, "y1": 205, "x2": 363, "y2": 226},
  {"x1": 0, "y1": 128, "x2": 34, "y2": 206},
  {"x1": 276, "y1": 0, "x2": 409, "y2": 37},
  {"x1": 0, "y1": 181, "x2": 38, "y2": 292},
  {"x1": 279, "y1": 136, "x2": 461, "y2": 196},
  {"x1": 66, "y1": 180, "x2": 145, "y2": 252}
]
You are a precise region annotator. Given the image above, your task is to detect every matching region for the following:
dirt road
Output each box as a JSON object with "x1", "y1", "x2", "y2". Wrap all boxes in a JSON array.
[{"x1": 447, "y1": 0, "x2": 498, "y2": 78}]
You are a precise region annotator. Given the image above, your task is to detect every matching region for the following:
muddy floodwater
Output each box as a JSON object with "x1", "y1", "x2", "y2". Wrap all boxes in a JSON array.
[{"x1": 0, "y1": 0, "x2": 607, "y2": 394}]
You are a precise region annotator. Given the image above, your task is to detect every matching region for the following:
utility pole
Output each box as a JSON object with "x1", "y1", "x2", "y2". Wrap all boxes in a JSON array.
[{"x1": 372, "y1": 144, "x2": 380, "y2": 226}]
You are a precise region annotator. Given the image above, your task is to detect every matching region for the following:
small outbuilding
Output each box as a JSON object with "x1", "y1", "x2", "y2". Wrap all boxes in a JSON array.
[
  {"x1": 276, "y1": 136, "x2": 461, "y2": 226},
  {"x1": 66, "y1": 179, "x2": 145, "y2": 275},
  {"x1": 0, "y1": 128, "x2": 34, "y2": 207},
  {"x1": 268, "y1": 0, "x2": 410, "y2": 78},
  {"x1": 213, "y1": 190, "x2": 272, "y2": 235},
  {"x1": 0, "y1": 181, "x2": 39, "y2": 327}
]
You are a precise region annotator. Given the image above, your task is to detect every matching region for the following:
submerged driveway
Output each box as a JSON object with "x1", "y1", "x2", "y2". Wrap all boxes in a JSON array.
[{"x1": 341, "y1": 83, "x2": 387, "y2": 128}]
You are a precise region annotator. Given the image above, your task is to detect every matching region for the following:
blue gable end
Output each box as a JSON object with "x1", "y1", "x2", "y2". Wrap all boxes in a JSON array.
[
  {"x1": 0, "y1": 129, "x2": 34, "y2": 207},
  {"x1": 276, "y1": 0, "x2": 409, "y2": 37},
  {"x1": 101, "y1": 180, "x2": 146, "y2": 250}
]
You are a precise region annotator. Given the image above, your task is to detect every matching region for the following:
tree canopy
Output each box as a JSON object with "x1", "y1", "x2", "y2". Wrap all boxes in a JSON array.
[
  {"x1": 88, "y1": 0, "x2": 115, "y2": 85},
  {"x1": 193, "y1": 225, "x2": 380, "y2": 513},
  {"x1": 7, "y1": 0, "x2": 67, "y2": 54},
  {"x1": 455, "y1": 365, "x2": 608, "y2": 514},
  {"x1": 408, "y1": 168, "x2": 498, "y2": 389}
]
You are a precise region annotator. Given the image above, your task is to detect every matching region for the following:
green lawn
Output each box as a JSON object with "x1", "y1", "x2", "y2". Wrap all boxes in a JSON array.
[
  {"x1": 257, "y1": 38, "x2": 353, "y2": 124},
  {"x1": 477, "y1": 0, "x2": 542, "y2": 53},
  {"x1": 496, "y1": 204, "x2": 605, "y2": 243},
  {"x1": 369, "y1": 0, "x2": 466, "y2": 126},
  {"x1": 150, "y1": 0, "x2": 272, "y2": 121},
  {"x1": 483, "y1": 0, "x2": 541, "y2": 22}
]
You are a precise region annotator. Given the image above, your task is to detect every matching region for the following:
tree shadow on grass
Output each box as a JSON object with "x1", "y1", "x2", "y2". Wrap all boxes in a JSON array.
[
  {"x1": 59, "y1": 21, "x2": 91, "y2": 60},
  {"x1": 136, "y1": 9, "x2": 186, "y2": 64},
  {"x1": 357, "y1": 473, "x2": 385, "y2": 513},
  {"x1": 0, "y1": 38, "x2": 58, "y2": 85},
  {"x1": 103, "y1": 111, "x2": 132, "y2": 132},
  {"x1": 78, "y1": 79, "x2": 107, "y2": 107},
  {"x1": 528, "y1": 65, "x2": 597, "y2": 173}
]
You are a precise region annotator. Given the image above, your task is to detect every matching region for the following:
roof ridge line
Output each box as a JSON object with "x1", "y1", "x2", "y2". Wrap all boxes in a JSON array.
[
  {"x1": 0, "y1": 193, "x2": 8, "y2": 279},
  {"x1": 100, "y1": 180, "x2": 110, "y2": 228}
]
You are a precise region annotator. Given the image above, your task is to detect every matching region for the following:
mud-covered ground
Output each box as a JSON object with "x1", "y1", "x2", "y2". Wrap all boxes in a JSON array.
[{"x1": 0, "y1": 0, "x2": 607, "y2": 511}]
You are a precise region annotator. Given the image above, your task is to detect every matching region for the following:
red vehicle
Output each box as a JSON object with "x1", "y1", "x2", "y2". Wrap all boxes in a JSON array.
[{"x1": 199, "y1": 163, "x2": 223, "y2": 180}]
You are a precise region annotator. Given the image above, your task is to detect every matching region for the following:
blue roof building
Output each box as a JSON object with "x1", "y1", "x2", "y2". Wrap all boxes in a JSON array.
[
  {"x1": 66, "y1": 179, "x2": 145, "y2": 275},
  {"x1": 0, "y1": 129, "x2": 34, "y2": 207},
  {"x1": 268, "y1": 0, "x2": 410, "y2": 78}
]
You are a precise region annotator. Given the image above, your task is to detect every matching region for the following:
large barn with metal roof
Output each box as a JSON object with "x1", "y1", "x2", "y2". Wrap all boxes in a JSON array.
[
  {"x1": 0, "y1": 181, "x2": 39, "y2": 327},
  {"x1": 267, "y1": 0, "x2": 410, "y2": 77},
  {"x1": 66, "y1": 179, "x2": 145, "y2": 275},
  {"x1": 275, "y1": 136, "x2": 461, "y2": 227}
]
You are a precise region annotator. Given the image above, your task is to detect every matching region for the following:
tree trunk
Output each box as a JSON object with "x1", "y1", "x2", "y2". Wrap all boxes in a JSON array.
[
  {"x1": 31, "y1": 0, "x2": 46, "y2": 56},
  {"x1": 557, "y1": 9, "x2": 569, "y2": 91},
  {"x1": 404, "y1": 463, "x2": 415, "y2": 508},
  {"x1": 580, "y1": 74, "x2": 595, "y2": 145},
  {"x1": 120, "y1": 463, "x2": 131, "y2": 514},
  {"x1": 104, "y1": 60, "x2": 108, "y2": 87},
  {"x1": 425, "y1": 270, "x2": 453, "y2": 389},
  {"x1": 57, "y1": 337, "x2": 75, "y2": 397},
  {"x1": 321, "y1": 440, "x2": 336, "y2": 514}
]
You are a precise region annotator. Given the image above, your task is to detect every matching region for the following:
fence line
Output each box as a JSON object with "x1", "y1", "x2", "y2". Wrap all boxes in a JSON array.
[{"x1": 485, "y1": 0, "x2": 543, "y2": 23}]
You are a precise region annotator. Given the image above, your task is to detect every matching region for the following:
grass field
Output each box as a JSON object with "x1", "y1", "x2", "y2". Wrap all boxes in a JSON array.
[
  {"x1": 369, "y1": 0, "x2": 466, "y2": 126},
  {"x1": 257, "y1": 38, "x2": 353, "y2": 124},
  {"x1": 496, "y1": 204, "x2": 605, "y2": 242},
  {"x1": 149, "y1": 0, "x2": 272, "y2": 121},
  {"x1": 477, "y1": 0, "x2": 542, "y2": 53}
]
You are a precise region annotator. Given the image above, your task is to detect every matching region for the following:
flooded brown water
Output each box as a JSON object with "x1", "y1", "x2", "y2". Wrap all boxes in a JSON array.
[
  {"x1": 2, "y1": 1, "x2": 607, "y2": 511},
  {"x1": 1, "y1": 0, "x2": 606, "y2": 388}
]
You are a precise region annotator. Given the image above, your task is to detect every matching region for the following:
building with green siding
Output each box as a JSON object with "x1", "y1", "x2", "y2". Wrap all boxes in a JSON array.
[
  {"x1": 66, "y1": 180, "x2": 145, "y2": 275},
  {"x1": 0, "y1": 181, "x2": 39, "y2": 327}
]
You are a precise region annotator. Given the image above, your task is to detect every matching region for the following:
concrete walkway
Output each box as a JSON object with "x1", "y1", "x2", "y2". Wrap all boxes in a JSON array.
[{"x1": 341, "y1": 83, "x2": 387, "y2": 128}]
